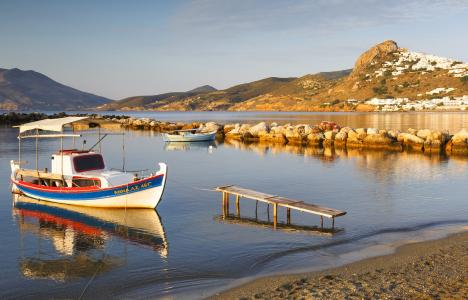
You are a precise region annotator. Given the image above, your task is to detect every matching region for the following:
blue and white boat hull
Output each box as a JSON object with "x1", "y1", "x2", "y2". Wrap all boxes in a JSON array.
[{"x1": 12, "y1": 163, "x2": 168, "y2": 208}]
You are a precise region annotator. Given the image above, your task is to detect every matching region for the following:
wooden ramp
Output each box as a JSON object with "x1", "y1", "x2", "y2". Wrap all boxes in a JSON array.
[{"x1": 215, "y1": 185, "x2": 346, "y2": 228}]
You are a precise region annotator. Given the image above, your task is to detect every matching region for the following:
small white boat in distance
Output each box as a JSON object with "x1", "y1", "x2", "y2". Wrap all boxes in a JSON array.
[{"x1": 163, "y1": 129, "x2": 217, "y2": 142}]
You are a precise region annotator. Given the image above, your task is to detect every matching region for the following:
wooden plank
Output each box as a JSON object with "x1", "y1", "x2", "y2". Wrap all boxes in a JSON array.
[
  {"x1": 216, "y1": 185, "x2": 346, "y2": 219},
  {"x1": 16, "y1": 169, "x2": 63, "y2": 180},
  {"x1": 216, "y1": 186, "x2": 275, "y2": 202},
  {"x1": 280, "y1": 201, "x2": 346, "y2": 218}
]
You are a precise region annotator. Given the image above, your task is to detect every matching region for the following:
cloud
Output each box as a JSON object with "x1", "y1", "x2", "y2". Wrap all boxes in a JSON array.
[{"x1": 170, "y1": 0, "x2": 468, "y2": 37}]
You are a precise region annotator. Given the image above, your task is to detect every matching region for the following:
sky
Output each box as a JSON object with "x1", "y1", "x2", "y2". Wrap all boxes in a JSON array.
[{"x1": 1, "y1": 0, "x2": 468, "y2": 100}]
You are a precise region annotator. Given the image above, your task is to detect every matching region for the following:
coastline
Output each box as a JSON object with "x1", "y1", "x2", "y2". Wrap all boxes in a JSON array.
[
  {"x1": 3, "y1": 111, "x2": 468, "y2": 156},
  {"x1": 208, "y1": 230, "x2": 467, "y2": 299}
]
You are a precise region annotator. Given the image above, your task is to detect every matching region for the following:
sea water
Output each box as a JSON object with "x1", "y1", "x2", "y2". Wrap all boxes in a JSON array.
[{"x1": 0, "y1": 112, "x2": 467, "y2": 299}]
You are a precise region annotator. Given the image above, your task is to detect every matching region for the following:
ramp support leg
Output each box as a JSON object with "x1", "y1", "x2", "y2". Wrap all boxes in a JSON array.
[{"x1": 273, "y1": 203, "x2": 278, "y2": 229}]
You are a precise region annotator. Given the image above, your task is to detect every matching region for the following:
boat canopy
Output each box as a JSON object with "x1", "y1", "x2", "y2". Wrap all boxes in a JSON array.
[{"x1": 15, "y1": 116, "x2": 89, "y2": 133}]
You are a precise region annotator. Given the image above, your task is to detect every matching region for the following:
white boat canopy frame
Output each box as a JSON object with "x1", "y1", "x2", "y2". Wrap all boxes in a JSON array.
[
  {"x1": 14, "y1": 116, "x2": 127, "y2": 175},
  {"x1": 15, "y1": 116, "x2": 89, "y2": 133}
]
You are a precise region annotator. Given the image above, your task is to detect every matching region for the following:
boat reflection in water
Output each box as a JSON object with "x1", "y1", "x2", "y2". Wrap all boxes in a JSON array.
[
  {"x1": 163, "y1": 140, "x2": 217, "y2": 152},
  {"x1": 13, "y1": 195, "x2": 168, "y2": 281}
]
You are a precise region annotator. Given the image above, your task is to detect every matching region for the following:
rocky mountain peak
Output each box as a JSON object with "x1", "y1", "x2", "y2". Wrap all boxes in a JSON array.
[{"x1": 351, "y1": 40, "x2": 399, "y2": 77}]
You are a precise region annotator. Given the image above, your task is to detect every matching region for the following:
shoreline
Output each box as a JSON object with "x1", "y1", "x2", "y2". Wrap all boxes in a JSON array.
[
  {"x1": 208, "y1": 230, "x2": 467, "y2": 299},
  {"x1": 3, "y1": 112, "x2": 468, "y2": 156}
]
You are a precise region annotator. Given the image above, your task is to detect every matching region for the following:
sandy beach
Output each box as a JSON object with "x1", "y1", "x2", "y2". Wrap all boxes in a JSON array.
[{"x1": 210, "y1": 231, "x2": 468, "y2": 299}]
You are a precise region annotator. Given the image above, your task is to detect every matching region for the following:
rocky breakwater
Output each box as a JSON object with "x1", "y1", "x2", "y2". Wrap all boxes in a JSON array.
[
  {"x1": 220, "y1": 120, "x2": 468, "y2": 156},
  {"x1": 117, "y1": 116, "x2": 468, "y2": 155},
  {"x1": 114, "y1": 116, "x2": 224, "y2": 137}
]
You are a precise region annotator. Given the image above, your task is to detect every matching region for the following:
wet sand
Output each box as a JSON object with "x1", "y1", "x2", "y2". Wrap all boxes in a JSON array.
[{"x1": 209, "y1": 231, "x2": 467, "y2": 299}]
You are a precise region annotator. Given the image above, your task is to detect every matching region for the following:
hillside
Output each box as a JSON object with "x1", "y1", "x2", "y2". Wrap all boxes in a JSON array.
[
  {"x1": 316, "y1": 40, "x2": 468, "y2": 102},
  {"x1": 104, "y1": 71, "x2": 351, "y2": 111},
  {"x1": 97, "y1": 85, "x2": 219, "y2": 111},
  {"x1": 0, "y1": 68, "x2": 111, "y2": 110},
  {"x1": 102, "y1": 40, "x2": 468, "y2": 111}
]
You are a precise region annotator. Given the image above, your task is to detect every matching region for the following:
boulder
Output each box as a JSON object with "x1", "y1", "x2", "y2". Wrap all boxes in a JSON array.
[
  {"x1": 416, "y1": 129, "x2": 432, "y2": 140},
  {"x1": 423, "y1": 130, "x2": 450, "y2": 153},
  {"x1": 398, "y1": 133, "x2": 425, "y2": 151},
  {"x1": 323, "y1": 130, "x2": 336, "y2": 146},
  {"x1": 347, "y1": 129, "x2": 365, "y2": 147},
  {"x1": 339, "y1": 126, "x2": 353, "y2": 133},
  {"x1": 200, "y1": 121, "x2": 220, "y2": 133},
  {"x1": 249, "y1": 122, "x2": 269, "y2": 137},
  {"x1": 407, "y1": 128, "x2": 417, "y2": 135},
  {"x1": 387, "y1": 129, "x2": 400, "y2": 139},
  {"x1": 366, "y1": 128, "x2": 378, "y2": 135},
  {"x1": 310, "y1": 125, "x2": 323, "y2": 133},
  {"x1": 239, "y1": 124, "x2": 251, "y2": 134},
  {"x1": 131, "y1": 119, "x2": 145, "y2": 127},
  {"x1": 324, "y1": 130, "x2": 336, "y2": 140},
  {"x1": 284, "y1": 126, "x2": 305, "y2": 144},
  {"x1": 270, "y1": 125, "x2": 285, "y2": 135},
  {"x1": 363, "y1": 133, "x2": 401, "y2": 150},
  {"x1": 448, "y1": 129, "x2": 468, "y2": 154},
  {"x1": 225, "y1": 124, "x2": 242, "y2": 140},
  {"x1": 224, "y1": 124, "x2": 238, "y2": 134},
  {"x1": 451, "y1": 129, "x2": 468, "y2": 144},
  {"x1": 307, "y1": 132, "x2": 325, "y2": 146},
  {"x1": 260, "y1": 132, "x2": 287, "y2": 143},
  {"x1": 355, "y1": 128, "x2": 367, "y2": 135},
  {"x1": 319, "y1": 121, "x2": 339, "y2": 131},
  {"x1": 334, "y1": 131, "x2": 348, "y2": 146},
  {"x1": 378, "y1": 129, "x2": 387, "y2": 135}
]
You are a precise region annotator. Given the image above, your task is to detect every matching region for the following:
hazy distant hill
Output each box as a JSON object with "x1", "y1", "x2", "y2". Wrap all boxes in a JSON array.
[
  {"x1": 100, "y1": 40, "x2": 468, "y2": 111},
  {"x1": 7, "y1": 40, "x2": 468, "y2": 112},
  {"x1": 0, "y1": 68, "x2": 111, "y2": 110},
  {"x1": 97, "y1": 85, "x2": 219, "y2": 111}
]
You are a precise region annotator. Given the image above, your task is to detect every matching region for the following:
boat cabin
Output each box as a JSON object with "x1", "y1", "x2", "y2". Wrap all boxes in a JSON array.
[{"x1": 15, "y1": 149, "x2": 134, "y2": 189}]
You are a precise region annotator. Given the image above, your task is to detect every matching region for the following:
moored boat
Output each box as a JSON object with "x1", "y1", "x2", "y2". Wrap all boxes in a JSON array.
[
  {"x1": 163, "y1": 129, "x2": 217, "y2": 142},
  {"x1": 10, "y1": 116, "x2": 168, "y2": 208}
]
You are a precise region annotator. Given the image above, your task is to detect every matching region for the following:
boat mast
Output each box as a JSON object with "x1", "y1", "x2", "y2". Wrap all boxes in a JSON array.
[
  {"x1": 35, "y1": 129, "x2": 39, "y2": 172},
  {"x1": 98, "y1": 126, "x2": 102, "y2": 153},
  {"x1": 18, "y1": 134, "x2": 21, "y2": 166},
  {"x1": 122, "y1": 132, "x2": 125, "y2": 172},
  {"x1": 61, "y1": 135, "x2": 64, "y2": 178}
]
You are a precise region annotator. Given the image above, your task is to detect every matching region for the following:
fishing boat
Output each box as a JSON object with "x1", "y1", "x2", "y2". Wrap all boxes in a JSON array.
[
  {"x1": 163, "y1": 129, "x2": 217, "y2": 142},
  {"x1": 10, "y1": 116, "x2": 167, "y2": 208}
]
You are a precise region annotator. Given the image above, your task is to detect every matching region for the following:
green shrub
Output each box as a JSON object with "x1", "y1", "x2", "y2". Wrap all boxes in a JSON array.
[
  {"x1": 373, "y1": 86, "x2": 388, "y2": 95},
  {"x1": 461, "y1": 76, "x2": 468, "y2": 85},
  {"x1": 383, "y1": 70, "x2": 392, "y2": 77}
]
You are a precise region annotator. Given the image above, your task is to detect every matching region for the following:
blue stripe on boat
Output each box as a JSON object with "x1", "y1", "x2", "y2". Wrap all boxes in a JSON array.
[{"x1": 16, "y1": 175, "x2": 164, "y2": 201}]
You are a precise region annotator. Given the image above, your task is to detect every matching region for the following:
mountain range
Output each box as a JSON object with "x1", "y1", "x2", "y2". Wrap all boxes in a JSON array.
[
  {"x1": 0, "y1": 68, "x2": 110, "y2": 110},
  {"x1": 2, "y1": 40, "x2": 468, "y2": 111},
  {"x1": 97, "y1": 40, "x2": 468, "y2": 111}
]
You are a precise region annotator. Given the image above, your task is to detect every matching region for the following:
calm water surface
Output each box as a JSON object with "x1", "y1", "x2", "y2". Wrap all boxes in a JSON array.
[
  {"x1": 0, "y1": 113, "x2": 467, "y2": 299},
  {"x1": 24, "y1": 110, "x2": 468, "y2": 132}
]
